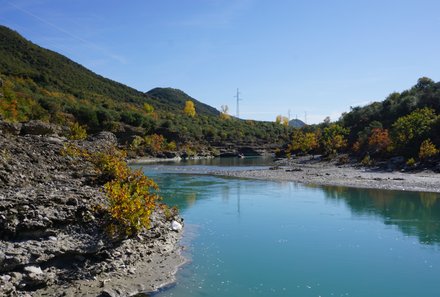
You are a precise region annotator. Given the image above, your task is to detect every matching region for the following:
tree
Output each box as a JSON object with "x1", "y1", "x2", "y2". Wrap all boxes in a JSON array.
[
  {"x1": 220, "y1": 105, "x2": 230, "y2": 120},
  {"x1": 275, "y1": 115, "x2": 288, "y2": 125},
  {"x1": 143, "y1": 103, "x2": 154, "y2": 114},
  {"x1": 368, "y1": 128, "x2": 392, "y2": 155},
  {"x1": 290, "y1": 130, "x2": 318, "y2": 155},
  {"x1": 419, "y1": 139, "x2": 438, "y2": 160},
  {"x1": 321, "y1": 124, "x2": 349, "y2": 156},
  {"x1": 184, "y1": 100, "x2": 196, "y2": 117},
  {"x1": 391, "y1": 107, "x2": 438, "y2": 155}
]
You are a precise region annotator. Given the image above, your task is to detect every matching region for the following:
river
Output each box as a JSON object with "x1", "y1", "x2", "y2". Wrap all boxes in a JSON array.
[{"x1": 133, "y1": 158, "x2": 440, "y2": 297}]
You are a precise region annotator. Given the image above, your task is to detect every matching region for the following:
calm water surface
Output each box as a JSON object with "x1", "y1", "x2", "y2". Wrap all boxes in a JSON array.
[{"x1": 134, "y1": 159, "x2": 440, "y2": 297}]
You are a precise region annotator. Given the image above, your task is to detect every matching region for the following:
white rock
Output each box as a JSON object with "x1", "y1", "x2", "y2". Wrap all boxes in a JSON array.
[
  {"x1": 24, "y1": 266, "x2": 43, "y2": 275},
  {"x1": 48, "y1": 236, "x2": 57, "y2": 241},
  {"x1": 1, "y1": 274, "x2": 11, "y2": 282},
  {"x1": 171, "y1": 220, "x2": 182, "y2": 231}
]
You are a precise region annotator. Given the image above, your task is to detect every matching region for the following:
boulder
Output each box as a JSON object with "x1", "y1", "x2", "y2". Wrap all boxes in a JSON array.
[
  {"x1": 21, "y1": 121, "x2": 60, "y2": 136},
  {"x1": 89, "y1": 131, "x2": 118, "y2": 145},
  {"x1": 171, "y1": 220, "x2": 182, "y2": 231},
  {"x1": 0, "y1": 121, "x2": 22, "y2": 135}
]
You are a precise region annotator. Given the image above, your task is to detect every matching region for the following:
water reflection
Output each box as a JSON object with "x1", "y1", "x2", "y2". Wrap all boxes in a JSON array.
[{"x1": 319, "y1": 185, "x2": 440, "y2": 245}]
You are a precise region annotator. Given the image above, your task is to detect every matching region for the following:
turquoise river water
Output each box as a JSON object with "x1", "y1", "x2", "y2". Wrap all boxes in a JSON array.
[{"x1": 133, "y1": 158, "x2": 440, "y2": 297}]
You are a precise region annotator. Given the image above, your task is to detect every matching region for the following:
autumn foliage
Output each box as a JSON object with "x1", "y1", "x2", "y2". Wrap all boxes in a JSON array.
[
  {"x1": 367, "y1": 128, "x2": 392, "y2": 154},
  {"x1": 419, "y1": 139, "x2": 438, "y2": 161},
  {"x1": 63, "y1": 145, "x2": 161, "y2": 236},
  {"x1": 184, "y1": 100, "x2": 196, "y2": 117}
]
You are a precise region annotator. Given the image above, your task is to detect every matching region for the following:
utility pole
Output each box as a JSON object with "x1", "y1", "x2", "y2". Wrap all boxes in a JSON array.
[
  {"x1": 288, "y1": 109, "x2": 291, "y2": 121},
  {"x1": 234, "y1": 88, "x2": 242, "y2": 118}
]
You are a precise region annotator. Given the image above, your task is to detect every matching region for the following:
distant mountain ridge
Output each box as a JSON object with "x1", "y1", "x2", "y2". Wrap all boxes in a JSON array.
[{"x1": 289, "y1": 119, "x2": 306, "y2": 128}]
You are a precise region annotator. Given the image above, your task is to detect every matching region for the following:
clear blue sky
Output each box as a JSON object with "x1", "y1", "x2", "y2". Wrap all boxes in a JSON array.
[{"x1": 1, "y1": 0, "x2": 440, "y2": 123}]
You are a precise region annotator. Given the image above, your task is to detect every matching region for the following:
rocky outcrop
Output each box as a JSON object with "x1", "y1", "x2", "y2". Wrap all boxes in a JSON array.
[{"x1": 0, "y1": 121, "x2": 184, "y2": 296}]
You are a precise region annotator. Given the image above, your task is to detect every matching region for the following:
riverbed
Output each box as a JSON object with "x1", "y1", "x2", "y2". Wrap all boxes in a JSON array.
[{"x1": 133, "y1": 158, "x2": 440, "y2": 297}]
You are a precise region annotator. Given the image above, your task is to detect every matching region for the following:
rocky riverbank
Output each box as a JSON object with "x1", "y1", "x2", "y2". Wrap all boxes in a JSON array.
[
  {"x1": 0, "y1": 121, "x2": 185, "y2": 297},
  {"x1": 212, "y1": 156, "x2": 440, "y2": 193}
]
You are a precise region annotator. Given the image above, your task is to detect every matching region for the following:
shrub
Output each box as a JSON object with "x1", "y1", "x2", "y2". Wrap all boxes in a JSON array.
[
  {"x1": 406, "y1": 158, "x2": 416, "y2": 167},
  {"x1": 62, "y1": 144, "x2": 162, "y2": 236},
  {"x1": 68, "y1": 122, "x2": 88, "y2": 140},
  {"x1": 419, "y1": 139, "x2": 438, "y2": 160},
  {"x1": 361, "y1": 154, "x2": 372, "y2": 166},
  {"x1": 104, "y1": 169, "x2": 159, "y2": 235}
]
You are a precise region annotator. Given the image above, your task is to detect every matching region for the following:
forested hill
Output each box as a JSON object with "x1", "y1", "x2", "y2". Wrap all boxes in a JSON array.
[
  {"x1": 0, "y1": 25, "x2": 290, "y2": 150},
  {"x1": 0, "y1": 25, "x2": 218, "y2": 116},
  {"x1": 288, "y1": 77, "x2": 440, "y2": 164},
  {"x1": 147, "y1": 88, "x2": 219, "y2": 116},
  {"x1": 340, "y1": 77, "x2": 440, "y2": 144}
]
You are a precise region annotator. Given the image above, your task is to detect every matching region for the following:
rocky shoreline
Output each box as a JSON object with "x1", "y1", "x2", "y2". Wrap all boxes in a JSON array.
[
  {"x1": 211, "y1": 156, "x2": 440, "y2": 193},
  {"x1": 0, "y1": 121, "x2": 185, "y2": 297}
]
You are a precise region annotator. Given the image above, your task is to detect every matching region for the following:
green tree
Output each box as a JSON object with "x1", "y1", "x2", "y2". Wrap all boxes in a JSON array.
[
  {"x1": 391, "y1": 108, "x2": 438, "y2": 156},
  {"x1": 321, "y1": 124, "x2": 349, "y2": 156}
]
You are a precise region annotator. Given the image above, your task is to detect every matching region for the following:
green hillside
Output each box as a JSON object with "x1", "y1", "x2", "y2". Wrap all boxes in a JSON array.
[
  {"x1": 0, "y1": 25, "x2": 219, "y2": 116},
  {"x1": 286, "y1": 78, "x2": 440, "y2": 163},
  {"x1": 147, "y1": 88, "x2": 219, "y2": 116},
  {"x1": 0, "y1": 25, "x2": 289, "y2": 149}
]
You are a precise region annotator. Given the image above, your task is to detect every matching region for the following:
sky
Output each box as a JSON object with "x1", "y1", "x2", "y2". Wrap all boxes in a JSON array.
[{"x1": 1, "y1": 0, "x2": 440, "y2": 124}]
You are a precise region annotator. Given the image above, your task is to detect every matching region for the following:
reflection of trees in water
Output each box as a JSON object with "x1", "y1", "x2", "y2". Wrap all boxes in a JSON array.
[
  {"x1": 184, "y1": 192, "x2": 197, "y2": 207},
  {"x1": 319, "y1": 186, "x2": 440, "y2": 245}
]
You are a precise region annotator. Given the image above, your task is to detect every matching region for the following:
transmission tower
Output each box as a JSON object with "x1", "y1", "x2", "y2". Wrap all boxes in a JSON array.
[{"x1": 234, "y1": 88, "x2": 242, "y2": 118}]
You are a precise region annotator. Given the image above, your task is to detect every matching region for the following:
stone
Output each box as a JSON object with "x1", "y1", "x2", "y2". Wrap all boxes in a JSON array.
[
  {"x1": 171, "y1": 220, "x2": 182, "y2": 231},
  {"x1": 0, "y1": 121, "x2": 22, "y2": 135},
  {"x1": 0, "y1": 274, "x2": 11, "y2": 282},
  {"x1": 24, "y1": 266, "x2": 43, "y2": 274},
  {"x1": 21, "y1": 120, "x2": 60, "y2": 136}
]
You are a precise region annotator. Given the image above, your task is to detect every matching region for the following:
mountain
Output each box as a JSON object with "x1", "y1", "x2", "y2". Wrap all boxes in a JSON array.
[
  {"x1": 147, "y1": 88, "x2": 219, "y2": 116},
  {"x1": 0, "y1": 25, "x2": 218, "y2": 116},
  {"x1": 0, "y1": 25, "x2": 289, "y2": 147},
  {"x1": 289, "y1": 119, "x2": 306, "y2": 128}
]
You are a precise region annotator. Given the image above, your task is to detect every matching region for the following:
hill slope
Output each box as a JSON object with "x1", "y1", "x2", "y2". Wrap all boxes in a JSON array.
[
  {"x1": 0, "y1": 25, "x2": 289, "y2": 148},
  {"x1": 0, "y1": 25, "x2": 219, "y2": 116},
  {"x1": 289, "y1": 119, "x2": 306, "y2": 128},
  {"x1": 147, "y1": 88, "x2": 219, "y2": 116}
]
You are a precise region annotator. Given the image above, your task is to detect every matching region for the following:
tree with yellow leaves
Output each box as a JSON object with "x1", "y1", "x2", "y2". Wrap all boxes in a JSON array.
[
  {"x1": 419, "y1": 139, "x2": 438, "y2": 160},
  {"x1": 220, "y1": 105, "x2": 231, "y2": 120},
  {"x1": 184, "y1": 100, "x2": 196, "y2": 117}
]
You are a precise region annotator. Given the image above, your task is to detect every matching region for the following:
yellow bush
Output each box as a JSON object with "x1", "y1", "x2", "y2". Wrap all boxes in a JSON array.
[
  {"x1": 68, "y1": 122, "x2": 88, "y2": 140},
  {"x1": 105, "y1": 169, "x2": 159, "y2": 235},
  {"x1": 62, "y1": 144, "x2": 162, "y2": 236},
  {"x1": 419, "y1": 139, "x2": 438, "y2": 160},
  {"x1": 406, "y1": 158, "x2": 416, "y2": 167}
]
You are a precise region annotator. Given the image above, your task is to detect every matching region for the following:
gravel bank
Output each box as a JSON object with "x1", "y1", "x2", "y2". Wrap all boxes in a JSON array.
[{"x1": 211, "y1": 157, "x2": 440, "y2": 193}]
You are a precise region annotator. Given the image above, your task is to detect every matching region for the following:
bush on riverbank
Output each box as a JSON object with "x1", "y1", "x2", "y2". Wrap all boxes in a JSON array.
[{"x1": 63, "y1": 144, "x2": 163, "y2": 237}]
